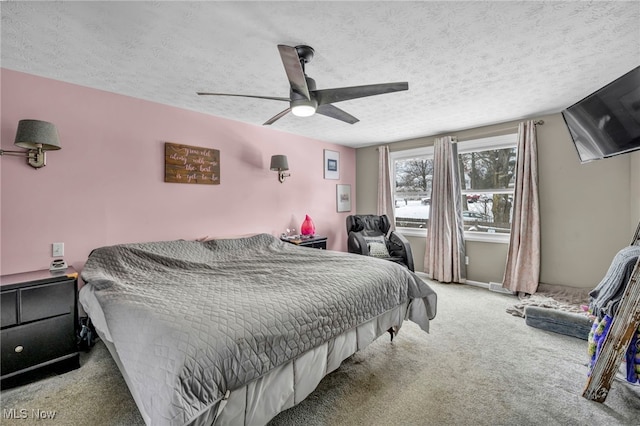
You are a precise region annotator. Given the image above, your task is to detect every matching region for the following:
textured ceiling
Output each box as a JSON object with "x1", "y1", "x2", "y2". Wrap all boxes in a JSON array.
[{"x1": 2, "y1": 1, "x2": 639, "y2": 148}]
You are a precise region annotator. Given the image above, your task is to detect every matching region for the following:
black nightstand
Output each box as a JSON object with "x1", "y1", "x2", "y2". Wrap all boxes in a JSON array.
[
  {"x1": 1, "y1": 267, "x2": 80, "y2": 387},
  {"x1": 281, "y1": 235, "x2": 328, "y2": 249}
]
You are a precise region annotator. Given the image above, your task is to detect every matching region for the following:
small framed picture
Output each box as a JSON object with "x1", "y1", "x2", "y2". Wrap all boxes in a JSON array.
[
  {"x1": 336, "y1": 184, "x2": 351, "y2": 212},
  {"x1": 324, "y1": 149, "x2": 339, "y2": 179}
]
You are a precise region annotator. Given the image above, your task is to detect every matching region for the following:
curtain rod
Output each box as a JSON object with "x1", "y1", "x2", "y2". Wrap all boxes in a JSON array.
[
  {"x1": 457, "y1": 119, "x2": 544, "y2": 142},
  {"x1": 378, "y1": 120, "x2": 544, "y2": 150}
]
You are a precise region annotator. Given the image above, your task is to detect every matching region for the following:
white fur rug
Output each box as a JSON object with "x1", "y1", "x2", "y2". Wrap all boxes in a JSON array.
[{"x1": 506, "y1": 283, "x2": 591, "y2": 317}]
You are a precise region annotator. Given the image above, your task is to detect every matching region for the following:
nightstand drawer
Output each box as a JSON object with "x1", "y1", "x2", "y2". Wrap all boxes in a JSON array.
[
  {"x1": 1, "y1": 314, "x2": 76, "y2": 377},
  {"x1": 1, "y1": 290, "x2": 17, "y2": 328},
  {"x1": 1, "y1": 268, "x2": 79, "y2": 386},
  {"x1": 20, "y1": 279, "x2": 75, "y2": 323},
  {"x1": 281, "y1": 236, "x2": 328, "y2": 250}
]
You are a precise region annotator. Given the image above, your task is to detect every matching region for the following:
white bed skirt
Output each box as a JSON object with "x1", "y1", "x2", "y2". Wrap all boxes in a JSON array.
[{"x1": 87, "y1": 290, "x2": 409, "y2": 426}]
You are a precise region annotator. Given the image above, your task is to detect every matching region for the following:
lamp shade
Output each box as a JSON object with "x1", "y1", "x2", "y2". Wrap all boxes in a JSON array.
[
  {"x1": 14, "y1": 119, "x2": 61, "y2": 151},
  {"x1": 270, "y1": 155, "x2": 289, "y2": 171}
]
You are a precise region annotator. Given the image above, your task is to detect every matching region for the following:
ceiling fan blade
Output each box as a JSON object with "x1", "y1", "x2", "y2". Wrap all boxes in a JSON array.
[
  {"x1": 316, "y1": 104, "x2": 359, "y2": 124},
  {"x1": 263, "y1": 107, "x2": 291, "y2": 125},
  {"x1": 314, "y1": 82, "x2": 408, "y2": 105},
  {"x1": 197, "y1": 92, "x2": 290, "y2": 102},
  {"x1": 277, "y1": 45, "x2": 311, "y2": 100}
]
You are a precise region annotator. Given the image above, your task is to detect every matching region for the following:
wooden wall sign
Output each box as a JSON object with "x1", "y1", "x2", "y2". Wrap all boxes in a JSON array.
[{"x1": 164, "y1": 142, "x2": 220, "y2": 185}]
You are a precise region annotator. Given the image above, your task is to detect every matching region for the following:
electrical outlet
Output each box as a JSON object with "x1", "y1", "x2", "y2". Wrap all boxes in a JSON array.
[
  {"x1": 465, "y1": 256, "x2": 469, "y2": 265},
  {"x1": 52, "y1": 242, "x2": 64, "y2": 257}
]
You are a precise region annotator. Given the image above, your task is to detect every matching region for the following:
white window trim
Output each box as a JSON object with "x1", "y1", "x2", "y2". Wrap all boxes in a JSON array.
[
  {"x1": 390, "y1": 133, "x2": 517, "y2": 244},
  {"x1": 464, "y1": 231, "x2": 511, "y2": 243},
  {"x1": 456, "y1": 133, "x2": 518, "y2": 153},
  {"x1": 397, "y1": 227, "x2": 428, "y2": 238},
  {"x1": 390, "y1": 145, "x2": 434, "y2": 162},
  {"x1": 395, "y1": 223, "x2": 511, "y2": 244}
]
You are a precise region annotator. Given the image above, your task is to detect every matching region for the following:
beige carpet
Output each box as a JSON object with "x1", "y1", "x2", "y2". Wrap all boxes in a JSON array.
[{"x1": 2, "y1": 280, "x2": 639, "y2": 425}]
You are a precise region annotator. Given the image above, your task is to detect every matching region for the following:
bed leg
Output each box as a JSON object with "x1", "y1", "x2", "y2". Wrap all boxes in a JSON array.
[
  {"x1": 78, "y1": 316, "x2": 96, "y2": 352},
  {"x1": 387, "y1": 327, "x2": 395, "y2": 342}
]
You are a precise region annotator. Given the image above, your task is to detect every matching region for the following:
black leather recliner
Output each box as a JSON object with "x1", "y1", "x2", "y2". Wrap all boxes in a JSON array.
[{"x1": 346, "y1": 214, "x2": 414, "y2": 272}]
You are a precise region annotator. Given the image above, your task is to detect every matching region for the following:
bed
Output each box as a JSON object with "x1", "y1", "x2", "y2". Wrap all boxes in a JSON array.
[{"x1": 79, "y1": 233, "x2": 437, "y2": 425}]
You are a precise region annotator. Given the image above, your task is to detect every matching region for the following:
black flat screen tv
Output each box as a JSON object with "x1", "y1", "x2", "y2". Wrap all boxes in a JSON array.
[{"x1": 561, "y1": 66, "x2": 640, "y2": 163}]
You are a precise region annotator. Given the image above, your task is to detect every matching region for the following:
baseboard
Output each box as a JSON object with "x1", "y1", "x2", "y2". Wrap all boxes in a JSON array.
[
  {"x1": 465, "y1": 280, "x2": 515, "y2": 295},
  {"x1": 416, "y1": 275, "x2": 514, "y2": 295},
  {"x1": 416, "y1": 272, "x2": 468, "y2": 285},
  {"x1": 489, "y1": 281, "x2": 516, "y2": 295},
  {"x1": 465, "y1": 280, "x2": 489, "y2": 289}
]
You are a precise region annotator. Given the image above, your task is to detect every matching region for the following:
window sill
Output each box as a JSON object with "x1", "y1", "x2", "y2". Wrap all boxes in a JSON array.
[
  {"x1": 396, "y1": 228, "x2": 510, "y2": 244},
  {"x1": 464, "y1": 232, "x2": 510, "y2": 244},
  {"x1": 395, "y1": 227, "x2": 427, "y2": 238}
]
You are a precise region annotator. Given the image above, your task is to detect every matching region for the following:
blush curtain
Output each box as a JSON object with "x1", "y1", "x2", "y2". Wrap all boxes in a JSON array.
[
  {"x1": 502, "y1": 120, "x2": 540, "y2": 294},
  {"x1": 378, "y1": 145, "x2": 396, "y2": 229},
  {"x1": 424, "y1": 136, "x2": 466, "y2": 283}
]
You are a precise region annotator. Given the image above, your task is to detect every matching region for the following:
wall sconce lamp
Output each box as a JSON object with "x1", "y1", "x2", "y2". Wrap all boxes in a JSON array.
[
  {"x1": 270, "y1": 155, "x2": 290, "y2": 183},
  {"x1": 0, "y1": 119, "x2": 61, "y2": 169}
]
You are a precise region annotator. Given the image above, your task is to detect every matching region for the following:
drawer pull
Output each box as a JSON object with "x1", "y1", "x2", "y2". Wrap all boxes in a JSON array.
[{"x1": 14, "y1": 345, "x2": 24, "y2": 353}]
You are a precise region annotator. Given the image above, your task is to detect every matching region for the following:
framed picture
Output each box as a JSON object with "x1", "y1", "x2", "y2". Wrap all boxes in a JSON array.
[
  {"x1": 324, "y1": 149, "x2": 339, "y2": 179},
  {"x1": 336, "y1": 184, "x2": 351, "y2": 212}
]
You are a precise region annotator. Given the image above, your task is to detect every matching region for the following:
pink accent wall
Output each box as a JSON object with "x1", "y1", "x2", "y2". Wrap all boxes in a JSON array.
[{"x1": 0, "y1": 69, "x2": 356, "y2": 276}]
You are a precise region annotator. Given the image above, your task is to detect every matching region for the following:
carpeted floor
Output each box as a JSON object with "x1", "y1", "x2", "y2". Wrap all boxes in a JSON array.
[{"x1": 2, "y1": 279, "x2": 639, "y2": 425}]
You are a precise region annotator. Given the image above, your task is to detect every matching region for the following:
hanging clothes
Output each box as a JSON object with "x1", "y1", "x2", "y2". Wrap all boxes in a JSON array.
[{"x1": 588, "y1": 315, "x2": 640, "y2": 384}]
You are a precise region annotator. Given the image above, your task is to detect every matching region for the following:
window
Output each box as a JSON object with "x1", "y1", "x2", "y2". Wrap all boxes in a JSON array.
[
  {"x1": 457, "y1": 134, "x2": 518, "y2": 238},
  {"x1": 391, "y1": 146, "x2": 434, "y2": 231},
  {"x1": 391, "y1": 134, "x2": 517, "y2": 241}
]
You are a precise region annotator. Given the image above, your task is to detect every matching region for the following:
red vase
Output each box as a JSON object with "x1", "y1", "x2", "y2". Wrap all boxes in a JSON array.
[{"x1": 300, "y1": 215, "x2": 315, "y2": 236}]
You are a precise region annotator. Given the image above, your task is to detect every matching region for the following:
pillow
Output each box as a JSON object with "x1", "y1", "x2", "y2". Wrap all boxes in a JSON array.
[
  {"x1": 367, "y1": 241, "x2": 390, "y2": 258},
  {"x1": 362, "y1": 235, "x2": 390, "y2": 258}
]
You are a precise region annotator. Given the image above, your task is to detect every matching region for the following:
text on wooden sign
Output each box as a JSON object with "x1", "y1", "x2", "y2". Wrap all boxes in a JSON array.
[{"x1": 164, "y1": 142, "x2": 220, "y2": 185}]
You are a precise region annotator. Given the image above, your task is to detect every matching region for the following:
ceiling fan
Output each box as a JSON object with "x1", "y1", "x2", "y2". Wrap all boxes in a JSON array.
[{"x1": 197, "y1": 44, "x2": 408, "y2": 125}]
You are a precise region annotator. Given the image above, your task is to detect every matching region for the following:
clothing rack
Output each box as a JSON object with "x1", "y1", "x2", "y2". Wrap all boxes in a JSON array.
[{"x1": 583, "y1": 220, "x2": 640, "y2": 402}]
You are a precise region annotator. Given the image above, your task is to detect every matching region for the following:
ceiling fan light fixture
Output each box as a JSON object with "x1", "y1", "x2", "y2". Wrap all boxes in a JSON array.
[
  {"x1": 291, "y1": 98, "x2": 318, "y2": 117},
  {"x1": 291, "y1": 104, "x2": 316, "y2": 117}
]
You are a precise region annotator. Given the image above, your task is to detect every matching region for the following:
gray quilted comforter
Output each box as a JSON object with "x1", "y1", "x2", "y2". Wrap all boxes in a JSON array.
[{"x1": 80, "y1": 234, "x2": 436, "y2": 425}]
